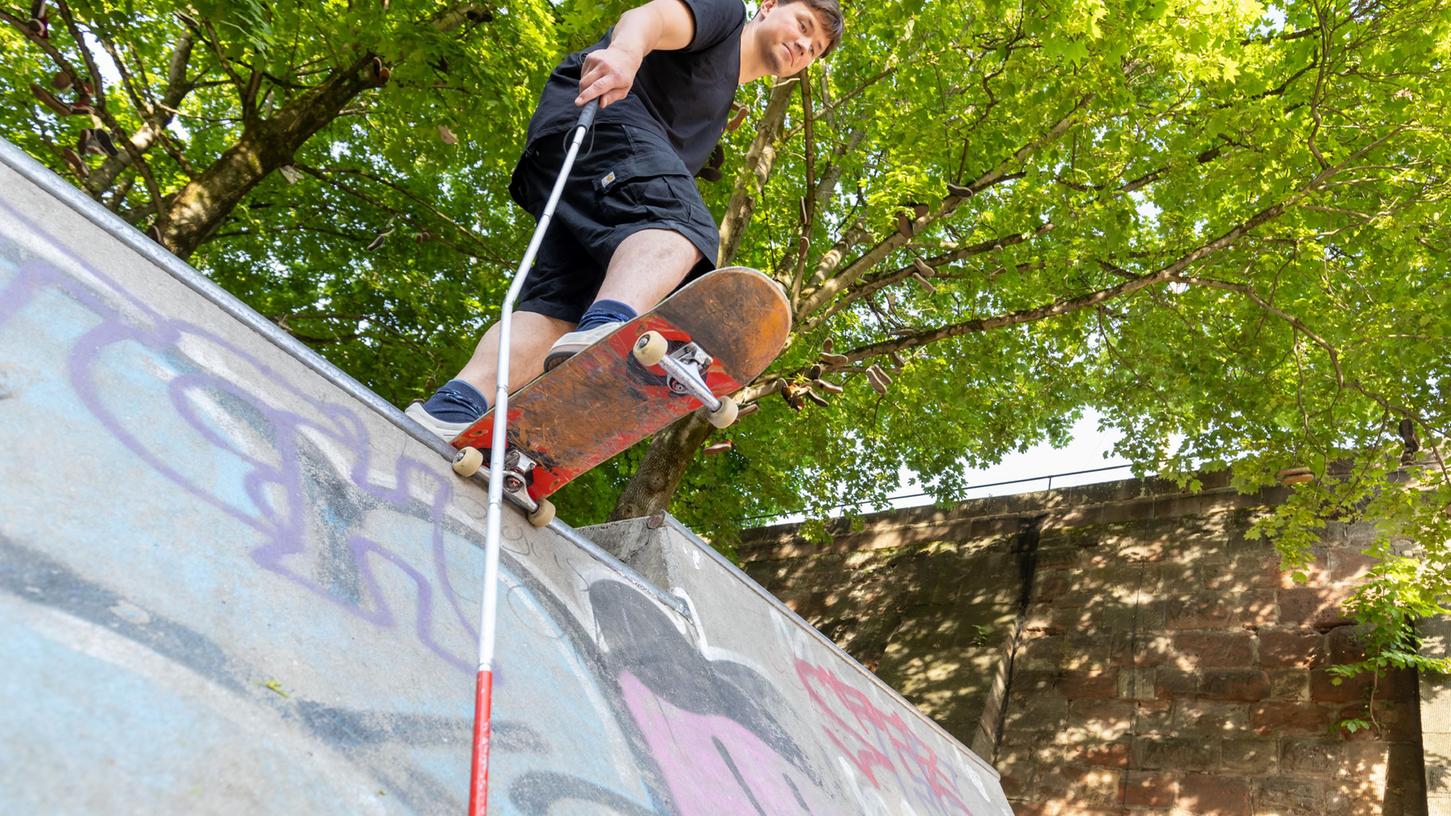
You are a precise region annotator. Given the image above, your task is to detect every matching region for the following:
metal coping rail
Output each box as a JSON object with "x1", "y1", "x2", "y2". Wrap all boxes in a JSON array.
[{"x1": 0, "y1": 137, "x2": 689, "y2": 620}]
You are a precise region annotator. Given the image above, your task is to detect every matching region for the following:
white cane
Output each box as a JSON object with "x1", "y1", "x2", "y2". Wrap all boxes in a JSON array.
[{"x1": 467, "y1": 98, "x2": 599, "y2": 816}]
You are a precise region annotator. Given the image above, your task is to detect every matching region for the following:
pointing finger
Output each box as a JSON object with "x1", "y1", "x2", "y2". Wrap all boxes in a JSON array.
[{"x1": 576, "y1": 77, "x2": 610, "y2": 106}]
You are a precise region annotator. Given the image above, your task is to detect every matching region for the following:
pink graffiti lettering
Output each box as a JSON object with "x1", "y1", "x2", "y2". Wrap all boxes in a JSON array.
[
  {"x1": 619, "y1": 671, "x2": 829, "y2": 815},
  {"x1": 796, "y1": 659, "x2": 974, "y2": 815}
]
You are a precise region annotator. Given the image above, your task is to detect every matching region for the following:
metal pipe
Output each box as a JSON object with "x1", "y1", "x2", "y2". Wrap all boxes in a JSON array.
[{"x1": 656, "y1": 351, "x2": 722, "y2": 412}]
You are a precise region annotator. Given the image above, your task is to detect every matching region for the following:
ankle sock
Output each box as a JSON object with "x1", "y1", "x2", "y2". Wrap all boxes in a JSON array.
[
  {"x1": 421, "y1": 379, "x2": 489, "y2": 423},
  {"x1": 575, "y1": 299, "x2": 637, "y2": 332}
]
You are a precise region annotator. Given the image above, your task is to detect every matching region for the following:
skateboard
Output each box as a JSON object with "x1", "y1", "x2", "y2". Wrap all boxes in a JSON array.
[{"x1": 447, "y1": 267, "x2": 792, "y2": 526}]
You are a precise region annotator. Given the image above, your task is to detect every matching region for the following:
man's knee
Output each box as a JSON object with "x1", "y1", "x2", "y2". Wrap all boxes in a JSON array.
[
  {"x1": 612, "y1": 228, "x2": 704, "y2": 270},
  {"x1": 514, "y1": 310, "x2": 577, "y2": 338}
]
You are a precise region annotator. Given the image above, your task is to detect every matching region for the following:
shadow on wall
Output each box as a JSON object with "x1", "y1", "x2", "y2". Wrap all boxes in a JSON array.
[
  {"x1": 740, "y1": 479, "x2": 1430, "y2": 815},
  {"x1": 744, "y1": 517, "x2": 1027, "y2": 744}
]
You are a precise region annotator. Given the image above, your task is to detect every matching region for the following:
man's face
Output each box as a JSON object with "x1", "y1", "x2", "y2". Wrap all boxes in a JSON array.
[{"x1": 755, "y1": 0, "x2": 833, "y2": 77}]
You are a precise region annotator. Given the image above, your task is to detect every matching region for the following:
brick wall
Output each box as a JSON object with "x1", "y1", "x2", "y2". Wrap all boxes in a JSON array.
[{"x1": 739, "y1": 473, "x2": 1427, "y2": 814}]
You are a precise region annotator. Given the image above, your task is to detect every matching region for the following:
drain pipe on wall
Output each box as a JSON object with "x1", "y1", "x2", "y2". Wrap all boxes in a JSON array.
[{"x1": 979, "y1": 513, "x2": 1047, "y2": 761}]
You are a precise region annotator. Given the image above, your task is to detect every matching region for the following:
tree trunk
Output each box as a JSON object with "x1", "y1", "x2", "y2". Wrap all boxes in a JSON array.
[
  {"x1": 156, "y1": 57, "x2": 373, "y2": 259},
  {"x1": 610, "y1": 83, "x2": 796, "y2": 521},
  {"x1": 609, "y1": 412, "x2": 715, "y2": 520},
  {"x1": 716, "y1": 79, "x2": 794, "y2": 265}
]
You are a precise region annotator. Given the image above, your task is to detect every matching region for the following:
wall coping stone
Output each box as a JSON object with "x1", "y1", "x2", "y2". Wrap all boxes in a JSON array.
[{"x1": 740, "y1": 472, "x2": 1287, "y2": 561}]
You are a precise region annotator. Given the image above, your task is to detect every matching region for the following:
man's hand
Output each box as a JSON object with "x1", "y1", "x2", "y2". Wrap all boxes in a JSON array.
[
  {"x1": 576, "y1": 46, "x2": 644, "y2": 109},
  {"x1": 575, "y1": 0, "x2": 695, "y2": 108}
]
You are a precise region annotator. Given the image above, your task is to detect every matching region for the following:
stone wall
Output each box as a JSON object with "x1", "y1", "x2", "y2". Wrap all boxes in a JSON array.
[{"x1": 739, "y1": 473, "x2": 1428, "y2": 814}]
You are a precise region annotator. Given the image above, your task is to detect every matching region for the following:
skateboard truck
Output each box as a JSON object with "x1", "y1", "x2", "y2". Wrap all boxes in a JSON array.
[
  {"x1": 451, "y1": 446, "x2": 555, "y2": 527},
  {"x1": 632, "y1": 332, "x2": 739, "y2": 428}
]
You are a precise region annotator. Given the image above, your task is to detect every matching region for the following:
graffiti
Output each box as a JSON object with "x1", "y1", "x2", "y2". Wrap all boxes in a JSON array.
[
  {"x1": 798, "y1": 659, "x2": 991, "y2": 816},
  {"x1": 0, "y1": 169, "x2": 1006, "y2": 815},
  {"x1": 592, "y1": 581, "x2": 833, "y2": 815},
  {"x1": 0, "y1": 251, "x2": 481, "y2": 673}
]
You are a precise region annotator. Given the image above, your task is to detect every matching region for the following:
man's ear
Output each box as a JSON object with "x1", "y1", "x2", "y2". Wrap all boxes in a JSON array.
[{"x1": 756, "y1": 0, "x2": 778, "y2": 17}]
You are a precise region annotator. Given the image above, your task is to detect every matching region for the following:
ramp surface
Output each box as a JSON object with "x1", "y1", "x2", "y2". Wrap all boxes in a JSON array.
[{"x1": 0, "y1": 139, "x2": 1011, "y2": 816}]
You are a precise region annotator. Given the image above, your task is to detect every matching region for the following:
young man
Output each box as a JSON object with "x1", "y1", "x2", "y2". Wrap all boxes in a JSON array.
[{"x1": 406, "y1": 0, "x2": 843, "y2": 439}]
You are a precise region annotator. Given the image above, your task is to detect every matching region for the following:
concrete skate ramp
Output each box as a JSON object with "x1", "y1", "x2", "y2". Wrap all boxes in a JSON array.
[{"x1": 0, "y1": 138, "x2": 1011, "y2": 816}]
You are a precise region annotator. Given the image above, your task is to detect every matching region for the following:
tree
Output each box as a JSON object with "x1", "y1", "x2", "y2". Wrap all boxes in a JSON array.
[
  {"x1": 600, "y1": 0, "x2": 1451, "y2": 688},
  {"x1": 608, "y1": 0, "x2": 1450, "y2": 556},
  {"x1": 2, "y1": 0, "x2": 561, "y2": 389}
]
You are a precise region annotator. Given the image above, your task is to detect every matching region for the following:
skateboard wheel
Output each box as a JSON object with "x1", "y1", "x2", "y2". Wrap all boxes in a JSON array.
[
  {"x1": 633, "y1": 331, "x2": 668, "y2": 367},
  {"x1": 706, "y1": 395, "x2": 739, "y2": 429},
  {"x1": 527, "y1": 498, "x2": 556, "y2": 527},
  {"x1": 452, "y1": 447, "x2": 484, "y2": 478}
]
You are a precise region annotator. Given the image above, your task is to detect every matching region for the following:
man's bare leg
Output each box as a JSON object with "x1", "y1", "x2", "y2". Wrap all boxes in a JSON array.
[
  {"x1": 456, "y1": 311, "x2": 575, "y2": 395},
  {"x1": 594, "y1": 228, "x2": 704, "y2": 311},
  {"x1": 540, "y1": 228, "x2": 705, "y2": 369},
  {"x1": 408, "y1": 229, "x2": 703, "y2": 437},
  {"x1": 405, "y1": 312, "x2": 570, "y2": 439},
  {"x1": 467, "y1": 229, "x2": 700, "y2": 388}
]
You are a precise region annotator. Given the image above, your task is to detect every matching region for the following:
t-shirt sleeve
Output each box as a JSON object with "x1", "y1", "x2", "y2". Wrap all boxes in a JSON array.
[{"x1": 679, "y1": 0, "x2": 746, "y2": 52}]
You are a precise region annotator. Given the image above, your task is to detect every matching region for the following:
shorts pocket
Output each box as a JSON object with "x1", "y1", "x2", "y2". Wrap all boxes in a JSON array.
[
  {"x1": 594, "y1": 156, "x2": 697, "y2": 226},
  {"x1": 591, "y1": 149, "x2": 689, "y2": 188}
]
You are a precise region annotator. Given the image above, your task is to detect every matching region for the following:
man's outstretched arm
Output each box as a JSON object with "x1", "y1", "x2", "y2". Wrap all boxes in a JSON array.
[{"x1": 575, "y1": 0, "x2": 697, "y2": 108}]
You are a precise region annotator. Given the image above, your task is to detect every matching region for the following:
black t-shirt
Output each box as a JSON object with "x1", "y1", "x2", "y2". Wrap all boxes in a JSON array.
[{"x1": 524, "y1": 0, "x2": 745, "y2": 174}]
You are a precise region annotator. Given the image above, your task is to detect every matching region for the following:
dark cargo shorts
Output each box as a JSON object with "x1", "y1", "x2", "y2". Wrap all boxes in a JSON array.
[{"x1": 507, "y1": 123, "x2": 719, "y2": 324}]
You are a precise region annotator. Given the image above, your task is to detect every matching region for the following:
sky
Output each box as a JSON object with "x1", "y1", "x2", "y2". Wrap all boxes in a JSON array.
[
  {"x1": 764, "y1": 410, "x2": 1133, "y2": 525},
  {"x1": 883, "y1": 410, "x2": 1131, "y2": 510},
  {"x1": 909, "y1": 410, "x2": 1129, "y2": 501}
]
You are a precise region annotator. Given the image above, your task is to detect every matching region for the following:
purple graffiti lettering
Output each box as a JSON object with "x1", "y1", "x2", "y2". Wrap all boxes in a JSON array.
[{"x1": 0, "y1": 204, "x2": 481, "y2": 675}]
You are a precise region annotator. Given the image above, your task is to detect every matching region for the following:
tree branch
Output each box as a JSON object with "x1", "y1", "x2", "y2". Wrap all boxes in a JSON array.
[
  {"x1": 296, "y1": 164, "x2": 513, "y2": 266},
  {"x1": 788, "y1": 130, "x2": 867, "y2": 306},
  {"x1": 797, "y1": 94, "x2": 1091, "y2": 320},
  {"x1": 829, "y1": 120, "x2": 1404, "y2": 365},
  {"x1": 1177, "y1": 274, "x2": 1343, "y2": 385},
  {"x1": 718, "y1": 77, "x2": 796, "y2": 267},
  {"x1": 51, "y1": 1, "x2": 106, "y2": 112},
  {"x1": 799, "y1": 223, "x2": 1052, "y2": 335},
  {"x1": 782, "y1": 64, "x2": 897, "y2": 142},
  {"x1": 84, "y1": 29, "x2": 199, "y2": 195},
  {"x1": 790, "y1": 72, "x2": 817, "y2": 293}
]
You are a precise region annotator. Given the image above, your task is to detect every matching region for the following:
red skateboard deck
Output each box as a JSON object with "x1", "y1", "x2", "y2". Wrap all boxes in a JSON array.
[{"x1": 450, "y1": 267, "x2": 791, "y2": 510}]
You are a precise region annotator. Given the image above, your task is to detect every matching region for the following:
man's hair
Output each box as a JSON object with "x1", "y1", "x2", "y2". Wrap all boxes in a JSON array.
[{"x1": 780, "y1": 0, "x2": 845, "y2": 58}]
